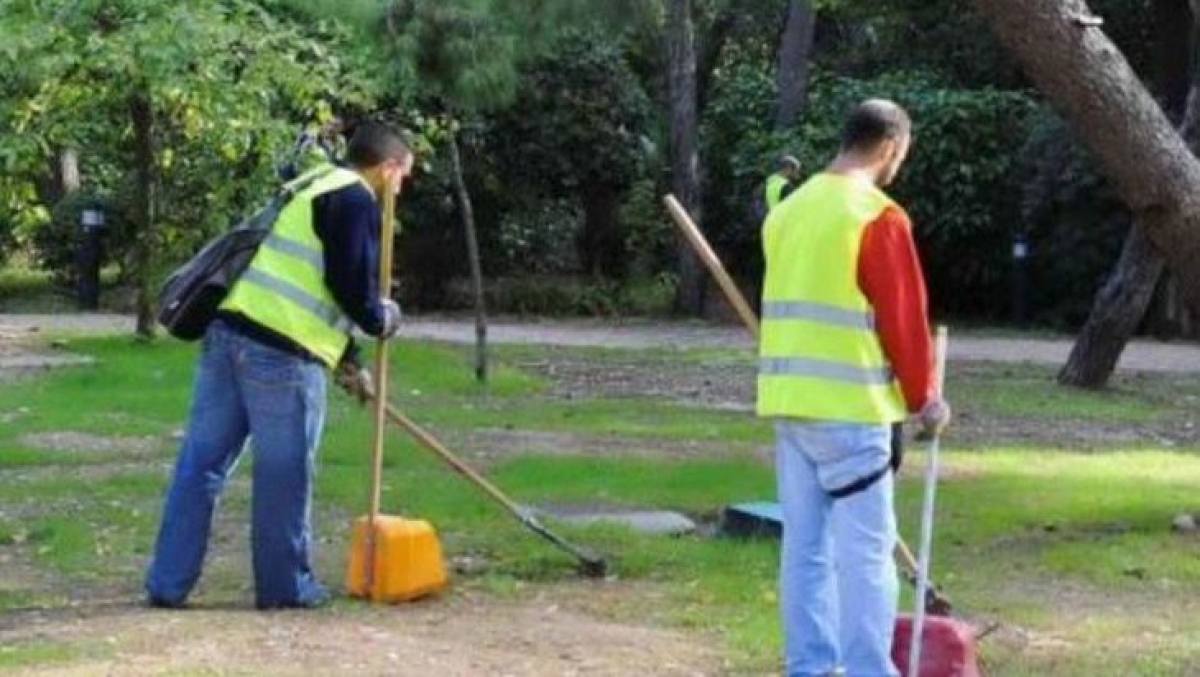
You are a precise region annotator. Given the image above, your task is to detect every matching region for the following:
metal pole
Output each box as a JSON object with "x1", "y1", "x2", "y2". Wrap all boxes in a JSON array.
[{"x1": 908, "y1": 326, "x2": 950, "y2": 677}]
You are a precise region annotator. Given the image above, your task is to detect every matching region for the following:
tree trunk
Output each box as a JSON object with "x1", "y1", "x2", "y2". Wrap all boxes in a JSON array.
[
  {"x1": 666, "y1": 0, "x2": 705, "y2": 315},
  {"x1": 1056, "y1": 2, "x2": 1200, "y2": 386},
  {"x1": 974, "y1": 0, "x2": 1200, "y2": 319},
  {"x1": 1058, "y1": 225, "x2": 1166, "y2": 387},
  {"x1": 775, "y1": 0, "x2": 815, "y2": 130},
  {"x1": 59, "y1": 149, "x2": 80, "y2": 194},
  {"x1": 448, "y1": 131, "x2": 488, "y2": 384},
  {"x1": 130, "y1": 88, "x2": 157, "y2": 338},
  {"x1": 579, "y1": 183, "x2": 625, "y2": 279},
  {"x1": 696, "y1": 7, "x2": 736, "y2": 115}
]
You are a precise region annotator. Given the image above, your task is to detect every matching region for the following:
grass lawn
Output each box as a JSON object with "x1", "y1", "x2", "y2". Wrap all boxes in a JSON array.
[{"x1": 0, "y1": 334, "x2": 1198, "y2": 674}]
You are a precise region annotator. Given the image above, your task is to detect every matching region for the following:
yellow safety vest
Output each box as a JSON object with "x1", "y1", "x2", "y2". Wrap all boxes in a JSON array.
[
  {"x1": 765, "y1": 173, "x2": 789, "y2": 211},
  {"x1": 221, "y1": 165, "x2": 373, "y2": 368},
  {"x1": 757, "y1": 172, "x2": 908, "y2": 424}
]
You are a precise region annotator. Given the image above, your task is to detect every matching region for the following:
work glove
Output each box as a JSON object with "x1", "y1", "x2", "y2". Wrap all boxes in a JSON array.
[
  {"x1": 379, "y1": 298, "x2": 402, "y2": 339},
  {"x1": 334, "y1": 356, "x2": 374, "y2": 405},
  {"x1": 916, "y1": 397, "x2": 952, "y2": 439}
]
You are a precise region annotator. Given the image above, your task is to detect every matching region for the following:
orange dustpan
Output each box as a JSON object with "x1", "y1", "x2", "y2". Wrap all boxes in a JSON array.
[{"x1": 345, "y1": 186, "x2": 447, "y2": 603}]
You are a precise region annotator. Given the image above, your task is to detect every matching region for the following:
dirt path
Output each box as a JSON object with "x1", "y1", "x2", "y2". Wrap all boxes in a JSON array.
[
  {"x1": 3, "y1": 312, "x2": 1198, "y2": 373},
  {"x1": 1, "y1": 585, "x2": 724, "y2": 676}
]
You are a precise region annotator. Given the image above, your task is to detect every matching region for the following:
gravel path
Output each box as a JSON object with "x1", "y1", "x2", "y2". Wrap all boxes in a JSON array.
[{"x1": 2, "y1": 312, "x2": 1199, "y2": 373}]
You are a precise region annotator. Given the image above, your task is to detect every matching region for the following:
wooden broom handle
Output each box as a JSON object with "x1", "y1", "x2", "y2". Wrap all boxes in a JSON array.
[
  {"x1": 663, "y1": 194, "x2": 760, "y2": 339},
  {"x1": 364, "y1": 188, "x2": 396, "y2": 594}
]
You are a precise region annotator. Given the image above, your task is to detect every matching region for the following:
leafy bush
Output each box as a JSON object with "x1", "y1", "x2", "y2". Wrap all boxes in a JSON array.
[
  {"x1": 33, "y1": 190, "x2": 135, "y2": 285},
  {"x1": 1015, "y1": 108, "x2": 1128, "y2": 328},
  {"x1": 442, "y1": 275, "x2": 673, "y2": 317},
  {"x1": 703, "y1": 63, "x2": 1039, "y2": 319},
  {"x1": 494, "y1": 200, "x2": 582, "y2": 275}
]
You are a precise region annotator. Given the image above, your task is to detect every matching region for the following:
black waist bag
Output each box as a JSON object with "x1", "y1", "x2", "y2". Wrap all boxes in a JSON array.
[{"x1": 157, "y1": 168, "x2": 334, "y2": 341}]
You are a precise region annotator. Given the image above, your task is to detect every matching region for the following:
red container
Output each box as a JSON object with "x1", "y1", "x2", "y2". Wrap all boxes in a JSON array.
[{"x1": 892, "y1": 614, "x2": 982, "y2": 677}]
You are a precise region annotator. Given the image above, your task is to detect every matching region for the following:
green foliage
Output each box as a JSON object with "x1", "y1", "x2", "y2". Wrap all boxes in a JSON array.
[
  {"x1": 387, "y1": 0, "x2": 522, "y2": 113},
  {"x1": 0, "y1": 0, "x2": 377, "y2": 283},
  {"x1": 494, "y1": 199, "x2": 583, "y2": 275},
  {"x1": 491, "y1": 29, "x2": 652, "y2": 196},
  {"x1": 703, "y1": 62, "x2": 1038, "y2": 318},
  {"x1": 442, "y1": 275, "x2": 674, "y2": 317},
  {"x1": 1014, "y1": 108, "x2": 1129, "y2": 328},
  {"x1": 34, "y1": 190, "x2": 135, "y2": 285}
]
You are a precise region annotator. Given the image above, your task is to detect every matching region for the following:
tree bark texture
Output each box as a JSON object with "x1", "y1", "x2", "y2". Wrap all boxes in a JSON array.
[
  {"x1": 666, "y1": 0, "x2": 706, "y2": 315},
  {"x1": 1059, "y1": 225, "x2": 1166, "y2": 387},
  {"x1": 448, "y1": 132, "x2": 488, "y2": 384},
  {"x1": 975, "y1": 0, "x2": 1200, "y2": 318},
  {"x1": 59, "y1": 149, "x2": 80, "y2": 194},
  {"x1": 130, "y1": 89, "x2": 157, "y2": 338},
  {"x1": 1057, "y1": 2, "x2": 1200, "y2": 386},
  {"x1": 775, "y1": 0, "x2": 815, "y2": 130},
  {"x1": 579, "y1": 183, "x2": 625, "y2": 279}
]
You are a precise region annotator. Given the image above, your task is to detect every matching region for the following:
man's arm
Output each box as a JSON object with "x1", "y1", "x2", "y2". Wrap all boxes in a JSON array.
[
  {"x1": 312, "y1": 184, "x2": 387, "y2": 336},
  {"x1": 857, "y1": 205, "x2": 934, "y2": 412}
]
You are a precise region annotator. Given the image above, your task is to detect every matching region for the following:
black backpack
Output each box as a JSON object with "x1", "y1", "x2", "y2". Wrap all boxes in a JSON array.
[{"x1": 156, "y1": 167, "x2": 334, "y2": 341}]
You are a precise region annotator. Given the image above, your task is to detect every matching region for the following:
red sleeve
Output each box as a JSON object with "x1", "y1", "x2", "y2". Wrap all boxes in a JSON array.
[{"x1": 857, "y1": 205, "x2": 934, "y2": 413}]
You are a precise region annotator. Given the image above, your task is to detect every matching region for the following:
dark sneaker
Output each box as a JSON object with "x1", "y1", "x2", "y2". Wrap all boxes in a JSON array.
[{"x1": 146, "y1": 595, "x2": 188, "y2": 609}]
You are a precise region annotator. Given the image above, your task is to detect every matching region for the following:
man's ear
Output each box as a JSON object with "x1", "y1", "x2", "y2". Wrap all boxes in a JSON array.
[{"x1": 878, "y1": 138, "x2": 898, "y2": 165}]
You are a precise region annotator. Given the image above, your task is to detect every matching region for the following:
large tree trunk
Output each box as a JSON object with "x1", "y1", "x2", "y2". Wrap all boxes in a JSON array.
[
  {"x1": 1059, "y1": 226, "x2": 1166, "y2": 387},
  {"x1": 448, "y1": 131, "x2": 488, "y2": 384},
  {"x1": 1060, "y1": 1, "x2": 1200, "y2": 386},
  {"x1": 579, "y1": 183, "x2": 625, "y2": 279},
  {"x1": 775, "y1": 0, "x2": 815, "y2": 130},
  {"x1": 666, "y1": 0, "x2": 705, "y2": 315},
  {"x1": 974, "y1": 0, "x2": 1200, "y2": 319},
  {"x1": 130, "y1": 88, "x2": 157, "y2": 337},
  {"x1": 1057, "y1": 2, "x2": 1200, "y2": 386}
]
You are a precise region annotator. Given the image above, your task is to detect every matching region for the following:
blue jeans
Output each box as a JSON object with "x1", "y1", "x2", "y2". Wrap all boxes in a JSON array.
[
  {"x1": 775, "y1": 421, "x2": 899, "y2": 677},
  {"x1": 145, "y1": 320, "x2": 328, "y2": 608}
]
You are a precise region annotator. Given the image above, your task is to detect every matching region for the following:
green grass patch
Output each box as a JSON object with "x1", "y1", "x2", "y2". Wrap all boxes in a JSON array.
[
  {"x1": 947, "y1": 362, "x2": 1186, "y2": 422},
  {"x1": 4, "y1": 333, "x2": 1200, "y2": 674},
  {"x1": 0, "y1": 640, "x2": 91, "y2": 669}
]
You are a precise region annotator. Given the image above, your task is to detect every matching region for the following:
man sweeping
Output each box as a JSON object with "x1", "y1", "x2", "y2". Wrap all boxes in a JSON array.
[
  {"x1": 145, "y1": 122, "x2": 410, "y2": 610},
  {"x1": 757, "y1": 99, "x2": 951, "y2": 676}
]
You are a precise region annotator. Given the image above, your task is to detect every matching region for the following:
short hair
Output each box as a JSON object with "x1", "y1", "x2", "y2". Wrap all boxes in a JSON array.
[
  {"x1": 778, "y1": 155, "x2": 801, "y2": 172},
  {"x1": 840, "y1": 99, "x2": 911, "y2": 153},
  {"x1": 346, "y1": 121, "x2": 411, "y2": 169}
]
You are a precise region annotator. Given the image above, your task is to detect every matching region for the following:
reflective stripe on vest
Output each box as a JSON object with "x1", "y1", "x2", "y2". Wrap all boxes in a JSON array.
[
  {"x1": 757, "y1": 173, "x2": 907, "y2": 424},
  {"x1": 220, "y1": 165, "x2": 370, "y2": 367},
  {"x1": 761, "y1": 300, "x2": 875, "y2": 331}
]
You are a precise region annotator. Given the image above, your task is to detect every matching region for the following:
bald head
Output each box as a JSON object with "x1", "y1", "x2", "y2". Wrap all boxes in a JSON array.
[{"x1": 840, "y1": 99, "x2": 911, "y2": 155}]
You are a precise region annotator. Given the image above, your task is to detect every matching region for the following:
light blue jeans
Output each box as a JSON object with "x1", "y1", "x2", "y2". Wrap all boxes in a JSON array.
[
  {"x1": 145, "y1": 319, "x2": 328, "y2": 608},
  {"x1": 775, "y1": 420, "x2": 899, "y2": 677}
]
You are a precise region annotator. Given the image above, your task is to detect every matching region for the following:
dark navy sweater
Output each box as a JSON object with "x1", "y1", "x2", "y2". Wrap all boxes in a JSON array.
[{"x1": 218, "y1": 180, "x2": 387, "y2": 365}]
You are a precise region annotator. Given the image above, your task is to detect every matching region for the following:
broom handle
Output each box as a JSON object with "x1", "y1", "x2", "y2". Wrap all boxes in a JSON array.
[
  {"x1": 662, "y1": 195, "x2": 760, "y2": 339},
  {"x1": 382, "y1": 402, "x2": 525, "y2": 517},
  {"x1": 365, "y1": 188, "x2": 396, "y2": 593},
  {"x1": 908, "y1": 326, "x2": 950, "y2": 676}
]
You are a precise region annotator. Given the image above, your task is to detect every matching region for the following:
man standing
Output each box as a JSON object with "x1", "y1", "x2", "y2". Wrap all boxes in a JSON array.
[
  {"x1": 145, "y1": 122, "x2": 411, "y2": 610},
  {"x1": 757, "y1": 100, "x2": 951, "y2": 676},
  {"x1": 765, "y1": 154, "x2": 802, "y2": 212}
]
